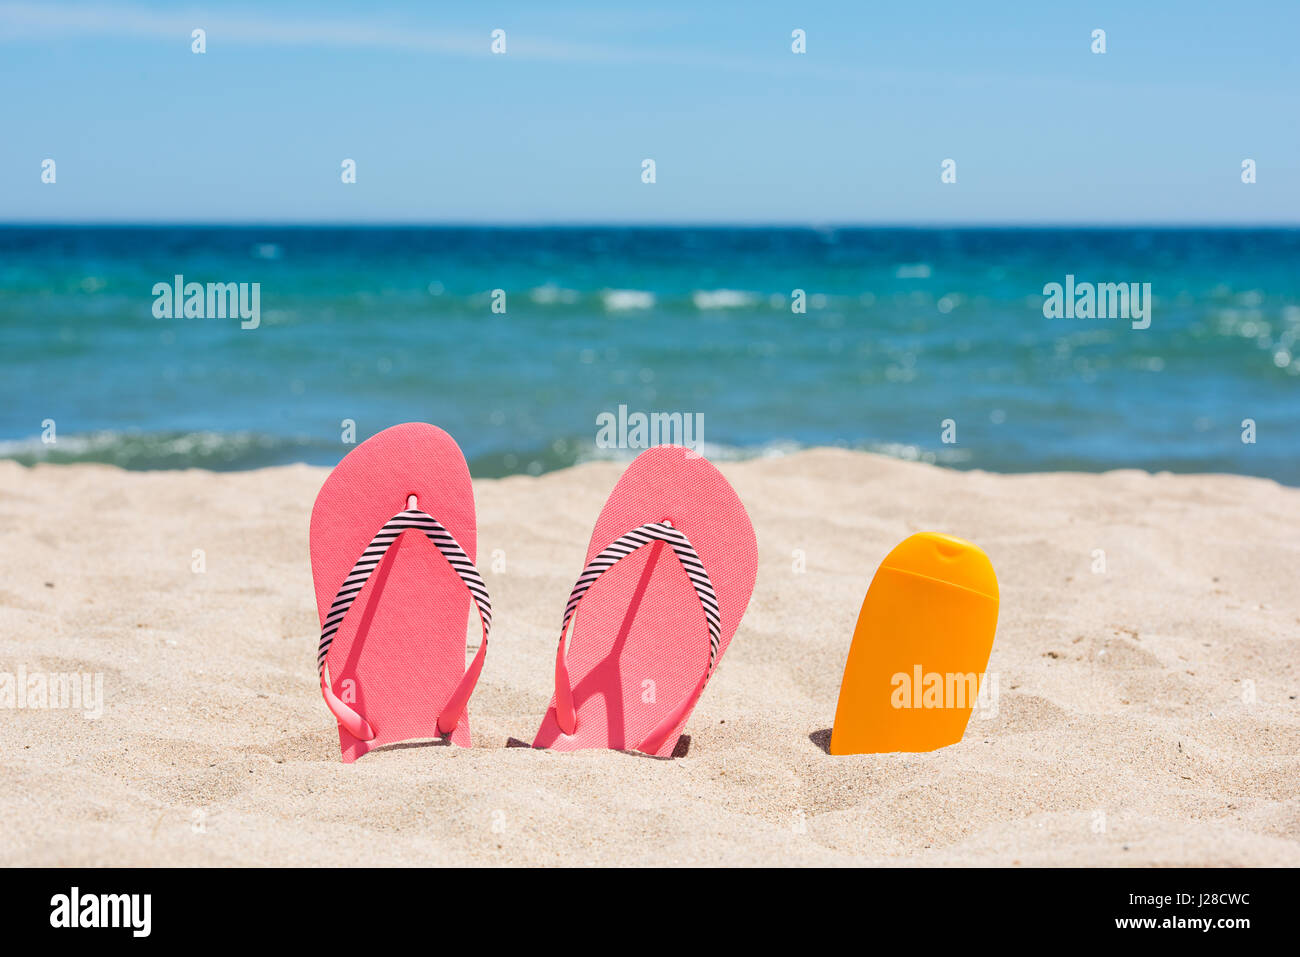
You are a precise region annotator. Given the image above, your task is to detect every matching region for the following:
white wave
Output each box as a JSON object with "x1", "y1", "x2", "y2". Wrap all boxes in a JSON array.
[
  {"x1": 895, "y1": 263, "x2": 932, "y2": 279},
  {"x1": 0, "y1": 430, "x2": 303, "y2": 469},
  {"x1": 601, "y1": 289, "x2": 655, "y2": 311},
  {"x1": 865, "y1": 441, "x2": 972, "y2": 465},
  {"x1": 691, "y1": 289, "x2": 758, "y2": 310},
  {"x1": 571, "y1": 437, "x2": 977, "y2": 470},
  {"x1": 530, "y1": 284, "x2": 580, "y2": 305},
  {"x1": 573, "y1": 438, "x2": 803, "y2": 467}
]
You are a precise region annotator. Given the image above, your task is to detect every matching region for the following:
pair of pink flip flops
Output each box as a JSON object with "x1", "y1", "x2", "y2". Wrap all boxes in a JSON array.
[{"x1": 311, "y1": 423, "x2": 758, "y2": 763}]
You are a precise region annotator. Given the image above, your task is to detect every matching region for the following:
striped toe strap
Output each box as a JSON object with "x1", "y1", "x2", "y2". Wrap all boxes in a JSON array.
[
  {"x1": 553, "y1": 521, "x2": 721, "y2": 753},
  {"x1": 317, "y1": 507, "x2": 492, "y2": 741}
]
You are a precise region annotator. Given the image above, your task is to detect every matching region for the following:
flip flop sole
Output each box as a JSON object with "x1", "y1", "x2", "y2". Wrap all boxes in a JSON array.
[
  {"x1": 533, "y1": 446, "x2": 757, "y2": 756},
  {"x1": 310, "y1": 423, "x2": 478, "y2": 762}
]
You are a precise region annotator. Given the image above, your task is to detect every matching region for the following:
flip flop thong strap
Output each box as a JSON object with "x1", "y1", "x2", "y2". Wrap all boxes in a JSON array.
[
  {"x1": 554, "y1": 521, "x2": 721, "y2": 744},
  {"x1": 317, "y1": 507, "x2": 492, "y2": 740}
]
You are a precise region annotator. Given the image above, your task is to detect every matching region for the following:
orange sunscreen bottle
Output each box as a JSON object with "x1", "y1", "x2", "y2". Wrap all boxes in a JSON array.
[{"x1": 830, "y1": 533, "x2": 999, "y2": 755}]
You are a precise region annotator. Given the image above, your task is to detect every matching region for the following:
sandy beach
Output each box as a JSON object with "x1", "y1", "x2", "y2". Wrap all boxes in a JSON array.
[{"x1": 1, "y1": 451, "x2": 1297, "y2": 867}]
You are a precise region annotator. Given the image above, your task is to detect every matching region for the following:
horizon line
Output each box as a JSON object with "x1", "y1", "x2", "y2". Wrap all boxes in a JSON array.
[{"x1": 4, "y1": 220, "x2": 1300, "y2": 230}]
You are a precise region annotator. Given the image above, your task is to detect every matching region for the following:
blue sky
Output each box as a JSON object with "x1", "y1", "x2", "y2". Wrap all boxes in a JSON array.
[{"x1": 2, "y1": 0, "x2": 1297, "y2": 224}]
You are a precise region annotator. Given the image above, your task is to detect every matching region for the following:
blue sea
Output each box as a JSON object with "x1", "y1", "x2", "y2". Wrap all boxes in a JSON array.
[{"x1": 1, "y1": 226, "x2": 1297, "y2": 482}]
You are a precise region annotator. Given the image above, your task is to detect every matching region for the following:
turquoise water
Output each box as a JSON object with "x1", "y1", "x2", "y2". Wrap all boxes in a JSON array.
[{"x1": 1, "y1": 226, "x2": 1297, "y2": 482}]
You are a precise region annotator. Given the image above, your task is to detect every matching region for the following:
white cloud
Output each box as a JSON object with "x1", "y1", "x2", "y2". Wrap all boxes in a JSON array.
[
  {"x1": 0, "y1": 2, "x2": 600, "y2": 59},
  {"x1": 0, "y1": 0, "x2": 832, "y2": 75}
]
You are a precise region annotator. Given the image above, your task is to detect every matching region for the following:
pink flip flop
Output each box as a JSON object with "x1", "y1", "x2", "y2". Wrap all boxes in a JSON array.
[
  {"x1": 310, "y1": 423, "x2": 492, "y2": 763},
  {"x1": 532, "y1": 446, "x2": 757, "y2": 756}
]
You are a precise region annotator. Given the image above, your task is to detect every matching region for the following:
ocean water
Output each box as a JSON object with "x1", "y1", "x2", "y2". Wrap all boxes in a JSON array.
[{"x1": 1, "y1": 226, "x2": 1297, "y2": 483}]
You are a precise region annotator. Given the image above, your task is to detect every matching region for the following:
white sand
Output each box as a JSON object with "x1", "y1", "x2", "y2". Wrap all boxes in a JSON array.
[{"x1": 1, "y1": 451, "x2": 1297, "y2": 866}]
